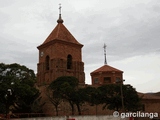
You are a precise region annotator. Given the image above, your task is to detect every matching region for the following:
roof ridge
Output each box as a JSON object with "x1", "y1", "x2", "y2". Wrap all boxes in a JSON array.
[
  {"x1": 91, "y1": 64, "x2": 123, "y2": 74},
  {"x1": 56, "y1": 23, "x2": 60, "y2": 38},
  {"x1": 105, "y1": 64, "x2": 122, "y2": 71}
]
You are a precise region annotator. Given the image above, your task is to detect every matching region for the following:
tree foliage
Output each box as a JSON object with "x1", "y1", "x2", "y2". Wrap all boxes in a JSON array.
[
  {"x1": 48, "y1": 76, "x2": 142, "y2": 115},
  {"x1": 98, "y1": 84, "x2": 142, "y2": 111},
  {"x1": 69, "y1": 88, "x2": 86, "y2": 115},
  {"x1": 46, "y1": 88, "x2": 62, "y2": 116},
  {"x1": 0, "y1": 63, "x2": 43, "y2": 115},
  {"x1": 48, "y1": 76, "x2": 79, "y2": 115},
  {"x1": 83, "y1": 86, "x2": 101, "y2": 106}
]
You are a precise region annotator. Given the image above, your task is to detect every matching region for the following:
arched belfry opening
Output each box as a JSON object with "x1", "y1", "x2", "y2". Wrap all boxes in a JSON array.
[
  {"x1": 67, "y1": 54, "x2": 72, "y2": 69},
  {"x1": 45, "y1": 55, "x2": 50, "y2": 70}
]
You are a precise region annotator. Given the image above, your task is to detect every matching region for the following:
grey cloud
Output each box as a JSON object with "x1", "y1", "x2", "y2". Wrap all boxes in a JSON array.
[{"x1": 0, "y1": 0, "x2": 160, "y2": 92}]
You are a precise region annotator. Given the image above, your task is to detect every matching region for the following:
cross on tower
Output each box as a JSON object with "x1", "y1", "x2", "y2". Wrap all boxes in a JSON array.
[
  {"x1": 59, "y1": 3, "x2": 62, "y2": 15},
  {"x1": 57, "y1": 3, "x2": 63, "y2": 23},
  {"x1": 103, "y1": 43, "x2": 107, "y2": 65}
]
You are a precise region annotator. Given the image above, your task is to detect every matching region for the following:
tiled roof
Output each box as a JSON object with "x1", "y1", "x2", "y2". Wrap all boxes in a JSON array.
[
  {"x1": 138, "y1": 92, "x2": 160, "y2": 100},
  {"x1": 42, "y1": 23, "x2": 82, "y2": 46},
  {"x1": 91, "y1": 64, "x2": 123, "y2": 74}
]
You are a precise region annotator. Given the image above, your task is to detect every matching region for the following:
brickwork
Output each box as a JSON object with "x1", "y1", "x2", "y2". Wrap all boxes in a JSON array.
[
  {"x1": 90, "y1": 65, "x2": 123, "y2": 85},
  {"x1": 140, "y1": 96, "x2": 160, "y2": 115},
  {"x1": 37, "y1": 21, "x2": 85, "y2": 85}
]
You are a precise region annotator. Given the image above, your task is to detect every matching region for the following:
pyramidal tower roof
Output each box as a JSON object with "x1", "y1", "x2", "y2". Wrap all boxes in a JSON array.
[
  {"x1": 38, "y1": 4, "x2": 83, "y2": 48},
  {"x1": 42, "y1": 23, "x2": 82, "y2": 45},
  {"x1": 91, "y1": 64, "x2": 123, "y2": 74}
]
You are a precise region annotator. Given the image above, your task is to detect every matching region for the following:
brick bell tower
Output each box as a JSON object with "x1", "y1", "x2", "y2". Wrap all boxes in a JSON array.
[{"x1": 37, "y1": 6, "x2": 85, "y2": 85}]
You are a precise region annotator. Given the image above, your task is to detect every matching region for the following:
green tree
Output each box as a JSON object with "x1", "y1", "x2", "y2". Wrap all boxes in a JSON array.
[
  {"x1": 49, "y1": 76, "x2": 79, "y2": 115},
  {"x1": 98, "y1": 84, "x2": 142, "y2": 112},
  {"x1": 83, "y1": 86, "x2": 100, "y2": 106},
  {"x1": 46, "y1": 89, "x2": 62, "y2": 116},
  {"x1": 0, "y1": 63, "x2": 43, "y2": 116},
  {"x1": 70, "y1": 88, "x2": 86, "y2": 115},
  {"x1": 83, "y1": 86, "x2": 101, "y2": 115},
  {"x1": 123, "y1": 84, "x2": 142, "y2": 111}
]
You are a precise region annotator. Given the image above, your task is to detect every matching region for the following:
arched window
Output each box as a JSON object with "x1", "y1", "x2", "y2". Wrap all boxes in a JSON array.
[
  {"x1": 67, "y1": 54, "x2": 72, "y2": 69},
  {"x1": 45, "y1": 56, "x2": 50, "y2": 70}
]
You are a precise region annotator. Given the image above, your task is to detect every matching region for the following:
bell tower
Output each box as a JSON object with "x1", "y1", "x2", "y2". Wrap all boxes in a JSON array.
[{"x1": 37, "y1": 5, "x2": 85, "y2": 85}]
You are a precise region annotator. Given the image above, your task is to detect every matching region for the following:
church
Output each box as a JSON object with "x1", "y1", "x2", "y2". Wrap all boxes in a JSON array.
[
  {"x1": 37, "y1": 6, "x2": 123, "y2": 87},
  {"x1": 36, "y1": 5, "x2": 124, "y2": 115},
  {"x1": 36, "y1": 6, "x2": 160, "y2": 117}
]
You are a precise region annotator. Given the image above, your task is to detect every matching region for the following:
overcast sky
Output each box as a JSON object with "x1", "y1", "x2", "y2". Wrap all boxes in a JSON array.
[{"x1": 0, "y1": 0, "x2": 160, "y2": 93}]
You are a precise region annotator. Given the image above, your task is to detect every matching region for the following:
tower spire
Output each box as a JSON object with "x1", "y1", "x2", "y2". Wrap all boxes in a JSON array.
[
  {"x1": 57, "y1": 3, "x2": 64, "y2": 23},
  {"x1": 103, "y1": 43, "x2": 107, "y2": 65}
]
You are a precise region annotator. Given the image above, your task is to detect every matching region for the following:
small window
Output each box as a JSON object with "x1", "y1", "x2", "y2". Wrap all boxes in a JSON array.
[
  {"x1": 104, "y1": 77, "x2": 111, "y2": 83},
  {"x1": 94, "y1": 78, "x2": 98, "y2": 84},
  {"x1": 45, "y1": 56, "x2": 50, "y2": 70},
  {"x1": 67, "y1": 54, "x2": 72, "y2": 69}
]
